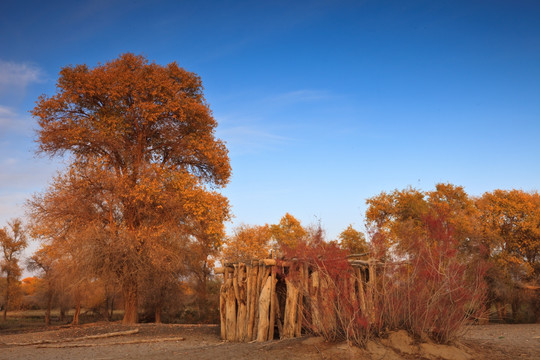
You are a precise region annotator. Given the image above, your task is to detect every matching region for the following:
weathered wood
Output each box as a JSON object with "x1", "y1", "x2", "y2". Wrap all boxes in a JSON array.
[
  {"x1": 319, "y1": 273, "x2": 336, "y2": 332},
  {"x1": 355, "y1": 267, "x2": 367, "y2": 315},
  {"x1": 257, "y1": 275, "x2": 272, "y2": 342},
  {"x1": 236, "y1": 264, "x2": 248, "y2": 341},
  {"x1": 273, "y1": 290, "x2": 283, "y2": 338},
  {"x1": 225, "y1": 278, "x2": 237, "y2": 341},
  {"x1": 283, "y1": 279, "x2": 299, "y2": 338},
  {"x1": 216, "y1": 256, "x2": 376, "y2": 343},
  {"x1": 220, "y1": 284, "x2": 226, "y2": 339},
  {"x1": 245, "y1": 264, "x2": 252, "y2": 339},
  {"x1": 268, "y1": 266, "x2": 277, "y2": 340},
  {"x1": 367, "y1": 259, "x2": 376, "y2": 323},
  {"x1": 247, "y1": 264, "x2": 258, "y2": 340},
  {"x1": 310, "y1": 270, "x2": 322, "y2": 333},
  {"x1": 295, "y1": 264, "x2": 306, "y2": 337},
  {"x1": 263, "y1": 259, "x2": 276, "y2": 266}
]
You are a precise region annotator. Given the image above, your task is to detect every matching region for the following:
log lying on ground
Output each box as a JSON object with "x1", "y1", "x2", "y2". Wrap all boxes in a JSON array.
[
  {"x1": 36, "y1": 336, "x2": 185, "y2": 348},
  {"x1": 3, "y1": 329, "x2": 140, "y2": 346}
]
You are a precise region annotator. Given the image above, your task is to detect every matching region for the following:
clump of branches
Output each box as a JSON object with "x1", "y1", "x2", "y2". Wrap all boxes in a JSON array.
[{"x1": 282, "y1": 214, "x2": 487, "y2": 345}]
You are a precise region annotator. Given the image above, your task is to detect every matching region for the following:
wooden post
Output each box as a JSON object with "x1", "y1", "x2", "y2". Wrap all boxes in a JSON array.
[
  {"x1": 236, "y1": 263, "x2": 248, "y2": 341},
  {"x1": 219, "y1": 270, "x2": 227, "y2": 340},
  {"x1": 268, "y1": 264, "x2": 277, "y2": 340},
  {"x1": 283, "y1": 278, "x2": 299, "y2": 338},
  {"x1": 247, "y1": 262, "x2": 259, "y2": 340},
  {"x1": 257, "y1": 275, "x2": 272, "y2": 341},
  {"x1": 295, "y1": 264, "x2": 306, "y2": 337},
  {"x1": 366, "y1": 260, "x2": 376, "y2": 324},
  {"x1": 225, "y1": 268, "x2": 237, "y2": 341},
  {"x1": 310, "y1": 270, "x2": 322, "y2": 333},
  {"x1": 274, "y1": 290, "x2": 283, "y2": 338},
  {"x1": 355, "y1": 267, "x2": 367, "y2": 316}
]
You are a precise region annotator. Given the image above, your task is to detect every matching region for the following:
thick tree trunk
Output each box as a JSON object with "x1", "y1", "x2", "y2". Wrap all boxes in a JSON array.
[{"x1": 122, "y1": 281, "x2": 138, "y2": 324}]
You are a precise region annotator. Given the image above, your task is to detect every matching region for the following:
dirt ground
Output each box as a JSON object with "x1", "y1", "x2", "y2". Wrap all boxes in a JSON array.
[{"x1": 0, "y1": 322, "x2": 538, "y2": 360}]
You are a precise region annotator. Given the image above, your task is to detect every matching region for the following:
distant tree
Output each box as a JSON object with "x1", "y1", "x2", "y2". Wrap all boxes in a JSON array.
[
  {"x1": 476, "y1": 189, "x2": 540, "y2": 272},
  {"x1": 338, "y1": 225, "x2": 368, "y2": 255},
  {"x1": 365, "y1": 183, "x2": 478, "y2": 259},
  {"x1": 0, "y1": 219, "x2": 27, "y2": 320},
  {"x1": 222, "y1": 224, "x2": 272, "y2": 263},
  {"x1": 271, "y1": 213, "x2": 307, "y2": 250},
  {"x1": 29, "y1": 53, "x2": 231, "y2": 324},
  {"x1": 27, "y1": 245, "x2": 58, "y2": 325}
]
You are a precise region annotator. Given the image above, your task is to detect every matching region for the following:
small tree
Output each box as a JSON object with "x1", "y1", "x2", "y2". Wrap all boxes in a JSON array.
[
  {"x1": 271, "y1": 213, "x2": 307, "y2": 250},
  {"x1": 338, "y1": 225, "x2": 369, "y2": 255},
  {"x1": 0, "y1": 219, "x2": 27, "y2": 320}
]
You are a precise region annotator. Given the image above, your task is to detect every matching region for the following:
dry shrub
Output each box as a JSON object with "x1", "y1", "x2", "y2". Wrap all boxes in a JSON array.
[
  {"x1": 372, "y1": 214, "x2": 488, "y2": 343},
  {"x1": 282, "y1": 242, "x2": 370, "y2": 345},
  {"x1": 282, "y1": 215, "x2": 487, "y2": 345}
]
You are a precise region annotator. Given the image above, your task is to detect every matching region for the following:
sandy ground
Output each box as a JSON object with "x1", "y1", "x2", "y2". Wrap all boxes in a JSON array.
[{"x1": 0, "y1": 322, "x2": 539, "y2": 360}]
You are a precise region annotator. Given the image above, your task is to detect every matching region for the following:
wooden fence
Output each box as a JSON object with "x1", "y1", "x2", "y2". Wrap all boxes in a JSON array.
[{"x1": 215, "y1": 256, "x2": 375, "y2": 342}]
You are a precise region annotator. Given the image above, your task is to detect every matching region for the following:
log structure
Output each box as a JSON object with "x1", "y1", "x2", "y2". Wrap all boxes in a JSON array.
[{"x1": 216, "y1": 256, "x2": 375, "y2": 342}]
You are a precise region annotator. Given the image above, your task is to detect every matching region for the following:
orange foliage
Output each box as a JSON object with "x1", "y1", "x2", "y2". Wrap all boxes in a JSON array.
[
  {"x1": 29, "y1": 54, "x2": 231, "y2": 324},
  {"x1": 222, "y1": 224, "x2": 272, "y2": 263}
]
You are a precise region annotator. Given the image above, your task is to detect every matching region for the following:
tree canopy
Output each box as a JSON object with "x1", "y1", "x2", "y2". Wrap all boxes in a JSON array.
[{"x1": 29, "y1": 53, "x2": 231, "y2": 324}]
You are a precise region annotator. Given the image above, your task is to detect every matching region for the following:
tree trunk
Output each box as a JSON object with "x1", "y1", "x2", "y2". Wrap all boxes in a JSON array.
[
  {"x1": 122, "y1": 281, "x2": 138, "y2": 324},
  {"x1": 60, "y1": 307, "x2": 65, "y2": 322},
  {"x1": 3, "y1": 274, "x2": 10, "y2": 320},
  {"x1": 72, "y1": 300, "x2": 81, "y2": 325},
  {"x1": 45, "y1": 291, "x2": 52, "y2": 326},
  {"x1": 155, "y1": 305, "x2": 162, "y2": 324}
]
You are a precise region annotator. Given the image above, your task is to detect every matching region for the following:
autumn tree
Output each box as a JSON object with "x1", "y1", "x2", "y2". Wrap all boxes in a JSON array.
[
  {"x1": 27, "y1": 245, "x2": 60, "y2": 325},
  {"x1": 222, "y1": 224, "x2": 272, "y2": 263},
  {"x1": 476, "y1": 189, "x2": 540, "y2": 272},
  {"x1": 29, "y1": 53, "x2": 231, "y2": 324},
  {"x1": 271, "y1": 213, "x2": 307, "y2": 250},
  {"x1": 338, "y1": 225, "x2": 369, "y2": 255},
  {"x1": 0, "y1": 219, "x2": 28, "y2": 320},
  {"x1": 365, "y1": 183, "x2": 478, "y2": 258}
]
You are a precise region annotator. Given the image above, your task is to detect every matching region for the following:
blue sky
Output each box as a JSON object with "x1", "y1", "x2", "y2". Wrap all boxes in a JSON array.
[{"x1": 1, "y1": 0, "x2": 539, "y2": 243}]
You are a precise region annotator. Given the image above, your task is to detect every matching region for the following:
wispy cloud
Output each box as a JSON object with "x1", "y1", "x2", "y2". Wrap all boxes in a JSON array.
[
  {"x1": 262, "y1": 90, "x2": 335, "y2": 106},
  {"x1": 0, "y1": 105, "x2": 33, "y2": 137},
  {"x1": 0, "y1": 60, "x2": 44, "y2": 92},
  {"x1": 217, "y1": 122, "x2": 293, "y2": 155}
]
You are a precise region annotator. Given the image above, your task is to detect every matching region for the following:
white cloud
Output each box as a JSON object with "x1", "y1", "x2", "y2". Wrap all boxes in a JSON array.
[
  {"x1": 0, "y1": 60, "x2": 44, "y2": 91},
  {"x1": 0, "y1": 105, "x2": 33, "y2": 137},
  {"x1": 217, "y1": 124, "x2": 293, "y2": 155}
]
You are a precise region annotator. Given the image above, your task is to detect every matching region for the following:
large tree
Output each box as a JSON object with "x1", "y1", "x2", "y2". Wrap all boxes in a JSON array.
[{"x1": 30, "y1": 53, "x2": 231, "y2": 324}]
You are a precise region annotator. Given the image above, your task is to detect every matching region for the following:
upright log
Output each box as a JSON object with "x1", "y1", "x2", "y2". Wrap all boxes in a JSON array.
[
  {"x1": 257, "y1": 275, "x2": 272, "y2": 341},
  {"x1": 225, "y1": 272, "x2": 237, "y2": 341},
  {"x1": 247, "y1": 263, "x2": 259, "y2": 340},
  {"x1": 366, "y1": 260, "x2": 376, "y2": 323},
  {"x1": 355, "y1": 267, "x2": 367, "y2": 315},
  {"x1": 295, "y1": 263, "x2": 307, "y2": 337},
  {"x1": 283, "y1": 278, "x2": 299, "y2": 338},
  {"x1": 219, "y1": 270, "x2": 228, "y2": 340},
  {"x1": 236, "y1": 264, "x2": 248, "y2": 341},
  {"x1": 310, "y1": 270, "x2": 322, "y2": 333},
  {"x1": 268, "y1": 265, "x2": 277, "y2": 340}
]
